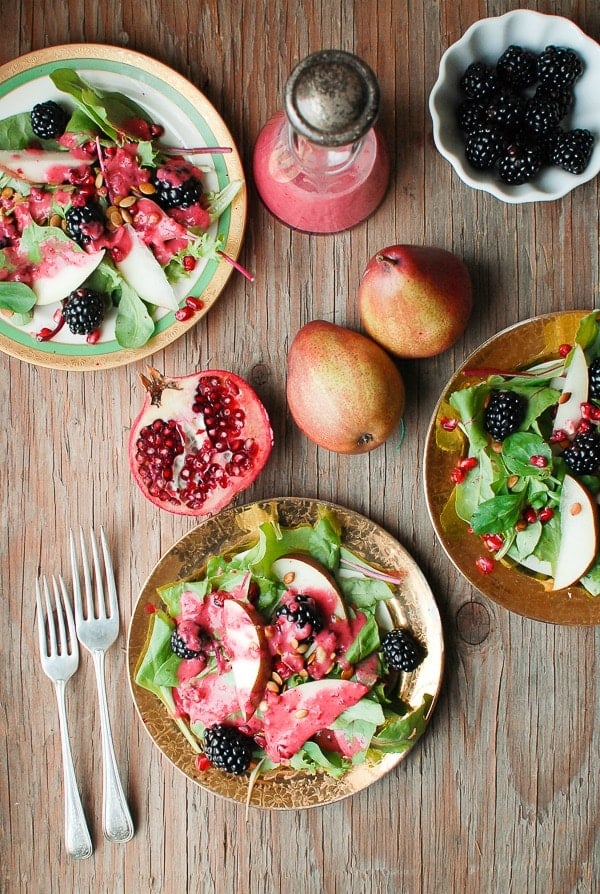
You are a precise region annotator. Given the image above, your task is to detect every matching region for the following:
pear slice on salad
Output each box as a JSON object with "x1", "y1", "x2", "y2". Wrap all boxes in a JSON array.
[
  {"x1": 33, "y1": 247, "x2": 105, "y2": 306},
  {"x1": 0, "y1": 148, "x2": 94, "y2": 184},
  {"x1": 552, "y1": 344, "x2": 589, "y2": 438},
  {"x1": 271, "y1": 553, "x2": 348, "y2": 620},
  {"x1": 552, "y1": 474, "x2": 598, "y2": 591},
  {"x1": 113, "y1": 225, "x2": 179, "y2": 312}
]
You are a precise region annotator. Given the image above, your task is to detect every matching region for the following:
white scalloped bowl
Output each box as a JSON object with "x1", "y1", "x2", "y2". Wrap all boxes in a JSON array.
[{"x1": 429, "y1": 10, "x2": 600, "y2": 203}]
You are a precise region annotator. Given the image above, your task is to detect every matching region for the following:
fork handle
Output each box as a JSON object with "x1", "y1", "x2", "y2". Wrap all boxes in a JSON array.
[
  {"x1": 54, "y1": 682, "x2": 93, "y2": 859},
  {"x1": 91, "y1": 650, "x2": 135, "y2": 843}
]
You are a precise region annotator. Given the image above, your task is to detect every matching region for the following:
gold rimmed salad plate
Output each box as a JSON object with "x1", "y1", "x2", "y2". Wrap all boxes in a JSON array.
[
  {"x1": 0, "y1": 44, "x2": 246, "y2": 370},
  {"x1": 127, "y1": 497, "x2": 444, "y2": 809},
  {"x1": 424, "y1": 310, "x2": 600, "y2": 626}
]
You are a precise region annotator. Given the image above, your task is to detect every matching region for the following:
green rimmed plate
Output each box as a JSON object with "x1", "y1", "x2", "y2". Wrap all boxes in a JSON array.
[{"x1": 0, "y1": 44, "x2": 246, "y2": 370}]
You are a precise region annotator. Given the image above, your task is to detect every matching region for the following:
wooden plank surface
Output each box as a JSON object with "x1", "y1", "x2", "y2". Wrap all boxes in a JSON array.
[{"x1": 2, "y1": 1, "x2": 600, "y2": 892}]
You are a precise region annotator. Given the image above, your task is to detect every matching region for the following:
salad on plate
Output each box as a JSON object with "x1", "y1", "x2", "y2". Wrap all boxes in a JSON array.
[
  {"x1": 0, "y1": 68, "x2": 243, "y2": 350},
  {"x1": 437, "y1": 309, "x2": 600, "y2": 596},
  {"x1": 134, "y1": 505, "x2": 435, "y2": 788}
]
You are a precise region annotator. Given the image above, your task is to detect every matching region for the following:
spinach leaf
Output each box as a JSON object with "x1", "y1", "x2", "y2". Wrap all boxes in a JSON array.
[
  {"x1": 114, "y1": 280, "x2": 154, "y2": 348},
  {"x1": 470, "y1": 493, "x2": 525, "y2": 535},
  {"x1": 0, "y1": 281, "x2": 37, "y2": 313},
  {"x1": 344, "y1": 615, "x2": 380, "y2": 665},
  {"x1": 502, "y1": 432, "x2": 553, "y2": 478},
  {"x1": 370, "y1": 694, "x2": 433, "y2": 753},
  {"x1": 50, "y1": 69, "x2": 153, "y2": 141}
]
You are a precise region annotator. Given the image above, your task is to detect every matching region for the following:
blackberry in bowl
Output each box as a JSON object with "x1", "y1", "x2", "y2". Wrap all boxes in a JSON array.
[{"x1": 429, "y1": 10, "x2": 600, "y2": 202}]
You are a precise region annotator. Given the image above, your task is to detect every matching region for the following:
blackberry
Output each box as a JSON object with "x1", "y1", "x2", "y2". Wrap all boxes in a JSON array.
[
  {"x1": 381, "y1": 628, "x2": 424, "y2": 673},
  {"x1": 459, "y1": 62, "x2": 499, "y2": 102},
  {"x1": 456, "y1": 99, "x2": 488, "y2": 133},
  {"x1": 551, "y1": 129, "x2": 594, "y2": 175},
  {"x1": 498, "y1": 143, "x2": 543, "y2": 185},
  {"x1": 535, "y1": 128, "x2": 561, "y2": 165},
  {"x1": 152, "y1": 174, "x2": 203, "y2": 210},
  {"x1": 537, "y1": 45, "x2": 583, "y2": 90},
  {"x1": 170, "y1": 623, "x2": 205, "y2": 660},
  {"x1": 30, "y1": 100, "x2": 69, "y2": 139},
  {"x1": 523, "y1": 98, "x2": 562, "y2": 137},
  {"x1": 65, "y1": 202, "x2": 105, "y2": 246},
  {"x1": 589, "y1": 358, "x2": 600, "y2": 401},
  {"x1": 562, "y1": 432, "x2": 600, "y2": 476},
  {"x1": 62, "y1": 288, "x2": 105, "y2": 335},
  {"x1": 274, "y1": 594, "x2": 323, "y2": 643},
  {"x1": 534, "y1": 83, "x2": 573, "y2": 120},
  {"x1": 485, "y1": 90, "x2": 524, "y2": 130},
  {"x1": 464, "y1": 126, "x2": 503, "y2": 170},
  {"x1": 204, "y1": 724, "x2": 254, "y2": 775},
  {"x1": 496, "y1": 45, "x2": 538, "y2": 89},
  {"x1": 484, "y1": 390, "x2": 527, "y2": 441}
]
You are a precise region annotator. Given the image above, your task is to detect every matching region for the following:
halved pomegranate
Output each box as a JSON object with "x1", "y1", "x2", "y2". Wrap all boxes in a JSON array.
[{"x1": 129, "y1": 367, "x2": 273, "y2": 516}]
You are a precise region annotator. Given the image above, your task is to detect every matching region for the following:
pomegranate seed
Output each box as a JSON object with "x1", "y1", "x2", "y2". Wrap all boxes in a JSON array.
[
  {"x1": 483, "y1": 533, "x2": 504, "y2": 552},
  {"x1": 182, "y1": 256, "x2": 196, "y2": 271},
  {"x1": 576, "y1": 420, "x2": 592, "y2": 435},
  {"x1": 523, "y1": 507, "x2": 538, "y2": 524},
  {"x1": 538, "y1": 507, "x2": 554, "y2": 523},
  {"x1": 530, "y1": 455, "x2": 548, "y2": 468},
  {"x1": 143, "y1": 603, "x2": 157, "y2": 614},
  {"x1": 36, "y1": 313, "x2": 66, "y2": 341},
  {"x1": 185, "y1": 295, "x2": 205, "y2": 310},
  {"x1": 439, "y1": 416, "x2": 459, "y2": 431},
  {"x1": 549, "y1": 429, "x2": 569, "y2": 444},
  {"x1": 195, "y1": 754, "x2": 211, "y2": 772},
  {"x1": 581, "y1": 402, "x2": 600, "y2": 422},
  {"x1": 458, "y1": 456, "x2": 478, "y2": 471},
  {"x1": 559, "y1": 343, "x2": 572, "y2": 357},
  {"x1": 175, "y1": 306, "x2": 194, "y2": 321},
  {"x1": 476, "y1": 556, "x2": 495, "y2": 575},
  {"x1": 450, "y1": 468, "x2": 466, "y2": 484},
  {"x1": 150, "y1": 123, "x2": 165, "y2": 138},
  {"x1": 86, "y1": 328, "x2": 101, "y2": 345}
]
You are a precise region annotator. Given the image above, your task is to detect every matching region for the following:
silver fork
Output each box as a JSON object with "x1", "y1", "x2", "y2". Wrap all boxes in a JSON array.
[
  {"x1": 70, "y1": 527, "x2": 134, "y2": 844},
  {"x1": 35, "y1": 576, "x2": 93, "y2": 859}
]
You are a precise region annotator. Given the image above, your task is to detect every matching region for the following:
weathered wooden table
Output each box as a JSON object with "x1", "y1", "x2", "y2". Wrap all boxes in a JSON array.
[{"x1": 3, "y1": 1, "x2": 600, "y2": 892}]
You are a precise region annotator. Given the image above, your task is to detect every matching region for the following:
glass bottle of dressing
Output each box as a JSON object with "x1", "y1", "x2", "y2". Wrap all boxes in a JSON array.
[{"x1": 252, "y1": 49, "x2": 390, "y2": 234}]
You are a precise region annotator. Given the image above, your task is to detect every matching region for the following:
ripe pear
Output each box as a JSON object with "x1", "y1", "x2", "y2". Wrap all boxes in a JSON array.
[
  {"x1": 286, "y1": 320, "x2": 405, "y2": 454},
  {"x1": 358, "y1": 245, "x2": 472, "y2": 358}
]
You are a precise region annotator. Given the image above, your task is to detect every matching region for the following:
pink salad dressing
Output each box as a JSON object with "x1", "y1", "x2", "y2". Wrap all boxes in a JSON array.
[
  {"x1": 253, "y1": 110, "x2": 390, "y2": 234},
  {"x1": 170, "y1": 573, "x2": 371, "y2": 760}
]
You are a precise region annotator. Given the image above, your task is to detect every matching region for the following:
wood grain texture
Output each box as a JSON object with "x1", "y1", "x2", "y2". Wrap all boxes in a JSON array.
[{"x1": 2, "y1": 1, "x2": 600, "y2": 892}]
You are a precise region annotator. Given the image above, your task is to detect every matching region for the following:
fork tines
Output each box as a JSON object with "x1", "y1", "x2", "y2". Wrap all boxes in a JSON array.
[{"x1": 36, "y1": 576, "x2": 78, "y2": 667}]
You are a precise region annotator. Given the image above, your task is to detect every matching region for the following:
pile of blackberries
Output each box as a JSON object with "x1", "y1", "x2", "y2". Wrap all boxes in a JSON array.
[{"x1": 456, "y1": 44, "x2": 594, "y2": 185}]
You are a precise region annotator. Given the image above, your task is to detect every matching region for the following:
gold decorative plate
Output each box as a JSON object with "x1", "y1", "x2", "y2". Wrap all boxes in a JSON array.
[
  {"x1": 127, "y1": 497, "x2": 444, "y2": 809},
  {"x1": 0, "y1": 44, "x2": 246, "y2": 370},
  {"x1": 424, "y1": 310, "x2": 600, "y2": 626}
]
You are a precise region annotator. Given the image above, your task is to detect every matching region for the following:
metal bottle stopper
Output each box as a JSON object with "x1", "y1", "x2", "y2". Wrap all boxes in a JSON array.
[{"x1": 284, "y1": 49, "x2": 381, "y2": 147}]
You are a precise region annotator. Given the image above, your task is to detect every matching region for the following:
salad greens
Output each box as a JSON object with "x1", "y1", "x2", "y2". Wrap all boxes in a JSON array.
[
  {"x1": 135, "y1": 507, "x2": 434, "y2": 781},
  {"x1": 439, "y1": 309, "x2": 600, "y2": 595},
  {"x1": 0, "y1": 69, "x2": 243, "y2": 348}
]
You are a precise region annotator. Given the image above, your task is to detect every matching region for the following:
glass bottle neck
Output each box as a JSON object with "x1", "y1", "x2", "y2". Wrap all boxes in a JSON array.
[{"x1": 287, "y1": 123, "x2": 363, "y2": 175}]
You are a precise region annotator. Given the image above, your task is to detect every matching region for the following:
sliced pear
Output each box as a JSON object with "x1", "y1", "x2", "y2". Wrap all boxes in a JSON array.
[
  {"x1": 0, "y1": 149, "x2": 94, "y2": 184},
  {"x1": 32, "y1": 245, "x2": 105, "y2": 306},
  {"x1": 271, "y1": 553, "x2": 347, "y2": 620},
  {"x1": 552, "y1": 344, "x2": 589, "y2": 438},
  {"x1": 113, "y1": 225, "x2": 178, "y2": 311},
  {"x1": 222, "y1": 599, "x2": 270, "y2": 720},
  {"x1": 552, "y1": 474, "x2": 599, "y2": 591}
]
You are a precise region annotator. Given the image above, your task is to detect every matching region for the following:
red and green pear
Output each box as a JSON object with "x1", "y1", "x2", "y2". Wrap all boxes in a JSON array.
[{"x1": 358, "y1": 245, "x2": 472, "y2": 358}]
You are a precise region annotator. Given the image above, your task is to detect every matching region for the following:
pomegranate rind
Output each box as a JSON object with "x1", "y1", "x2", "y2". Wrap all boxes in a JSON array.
[{"x1": 129, "y1": 368, "x2": 273, "y2": 517}]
